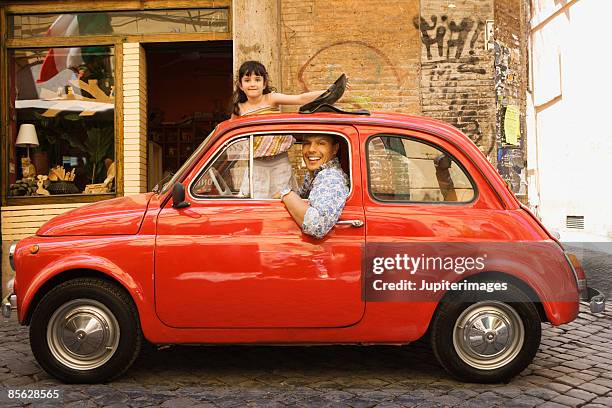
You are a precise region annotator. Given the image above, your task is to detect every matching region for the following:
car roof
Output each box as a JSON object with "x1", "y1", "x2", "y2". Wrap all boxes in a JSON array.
[{"x1": 218, "y1": 111, "x2": 470, "y2": 146}]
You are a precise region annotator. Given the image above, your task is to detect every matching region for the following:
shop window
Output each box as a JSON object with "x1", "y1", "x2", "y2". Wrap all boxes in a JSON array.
[
  {"x1": 9, "y1": 9, "x2": 229, "y2": 39},
  {"x1": 8, "y1": 47, "x2": 116, "y2": 198},
  {"x1": 367, "y1": 135, "x2": 475, "y2": 203}
]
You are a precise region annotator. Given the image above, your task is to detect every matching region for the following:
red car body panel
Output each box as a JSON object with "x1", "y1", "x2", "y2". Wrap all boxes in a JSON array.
[
  {"x1": 36, "y1": 194, "x2": 152, "y2": 236},
  {"x1": 13, "y1": 112, "x2": 580, "y2": 345}
]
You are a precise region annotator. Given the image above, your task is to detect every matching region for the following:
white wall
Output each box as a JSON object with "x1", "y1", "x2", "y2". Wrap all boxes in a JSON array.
[{"x1": 529, "y1": 0, "x2": 612, "y2": 238}]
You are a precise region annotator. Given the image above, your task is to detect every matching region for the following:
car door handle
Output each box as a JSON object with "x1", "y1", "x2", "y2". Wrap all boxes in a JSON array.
[{"x1": 336, "y1": 220, "x2": 364, "y2": 227}]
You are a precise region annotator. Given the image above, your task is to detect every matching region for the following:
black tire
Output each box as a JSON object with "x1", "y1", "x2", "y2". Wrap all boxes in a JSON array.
[
  {"x1": 430, "y1": 282, "x2": 541, "y2": 383},
  {"x1": 29, "y1": 278, "x2": 142, "y2": 383}
]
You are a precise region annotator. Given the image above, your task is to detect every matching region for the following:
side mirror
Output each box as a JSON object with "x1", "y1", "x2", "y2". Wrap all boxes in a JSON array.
[{"x1": 172, "y1": 183, "x2": 190, "y2": 209}]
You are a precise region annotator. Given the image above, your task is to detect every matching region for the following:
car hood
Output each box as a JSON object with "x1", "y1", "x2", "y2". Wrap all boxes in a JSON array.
[{"x1": 37, "y1": 193, "x2": 154, "y2": 236}]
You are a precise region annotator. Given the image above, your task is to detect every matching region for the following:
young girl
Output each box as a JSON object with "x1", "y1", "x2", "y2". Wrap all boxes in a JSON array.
[
  {"x1": 231, "y1": 61, "x2": 326, "y2": 198},
  {"x1": 231, "y1": 60, "x2": 325, "y2": 118}
]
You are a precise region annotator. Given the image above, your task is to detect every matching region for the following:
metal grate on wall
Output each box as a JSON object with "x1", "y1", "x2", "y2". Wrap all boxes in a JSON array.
[{"x1": 566, "y1": 215, "x2": 584, "y2": 230}]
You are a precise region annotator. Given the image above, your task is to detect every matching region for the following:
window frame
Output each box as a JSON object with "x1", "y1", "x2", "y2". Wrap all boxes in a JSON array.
[
  {"x1": 365, "y1": 133, "x2": 479, "y2": 205},
  {"x1": 187, "y1": 130, "x2": 354, "y2": 202},
  {"x1": 7, "y1": 9, "x2": 230, "y2": 40},
  {"x1": 2, "y1": 41, "x2": 123, "y2": 206},
  {"x1": 3, "y1": 1, "x2": 232, "y2": 48},
  {"x1": 189, "y1": 135, "x2": 252, "y2": 199}
]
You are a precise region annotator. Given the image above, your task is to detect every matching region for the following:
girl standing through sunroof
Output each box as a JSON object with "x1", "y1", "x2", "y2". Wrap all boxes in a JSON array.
[{"x1": 231, "y1": 61, "x2": 326, "y2": 199}]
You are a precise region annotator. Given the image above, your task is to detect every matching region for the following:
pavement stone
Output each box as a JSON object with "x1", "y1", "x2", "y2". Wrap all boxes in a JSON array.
[
  {"x1": 524, "y1": 387, "x2": 560, "y2": 401},
  {"x1": 565, "y1": 388, "x2": 597, "y2": 402},
  {"x1": 506, "y1": 395, "x2": 546, "y2": 407},
  {"x1": 537, "y1": 402, "x2": 569, "y2": 408},
  {"x1": 550, "y1": 394, "x2": 589, "y2": 407},
  {"x1": 591, "y1": 396, "x2": 612, "y2": 406},
  {"x1": 0, "y1": 302, "x2": 611, "y2": 407},
  {"x1": 577, "y1": 382, "x2": 609, "y2": 396}
]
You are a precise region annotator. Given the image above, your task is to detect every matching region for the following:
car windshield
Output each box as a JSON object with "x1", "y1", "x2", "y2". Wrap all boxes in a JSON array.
[{"x1": 158, "y1": 126, "x2": 218, "y2": 195}]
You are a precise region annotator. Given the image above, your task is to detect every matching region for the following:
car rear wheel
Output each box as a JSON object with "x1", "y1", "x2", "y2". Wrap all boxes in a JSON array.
[
  {"x1": 430, "y1": 283, "x2": 541, "y2": 383},
  {"x1": 30, "y1": 278, "x2": 142, "y2": 383}
]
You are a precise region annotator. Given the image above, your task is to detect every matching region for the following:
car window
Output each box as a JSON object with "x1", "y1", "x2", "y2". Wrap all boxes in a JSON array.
[
  {"x1": 367, "y1": 135, "x2": 475, "y2": 203},
  {"x1": 192, "y1": 138, "x2": 251, "y2": 198},
  {"x1": 191, "y1": 133, "x2": 351, "y2": 200}
]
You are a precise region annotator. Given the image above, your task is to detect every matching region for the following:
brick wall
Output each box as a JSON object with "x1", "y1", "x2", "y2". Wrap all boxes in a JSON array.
[
  {"x1": 280, "y1": 0, "x2": 420, "y2": 113},
  {"x1": 123, "y1": 43, "x2": 147, "y2": 195},
  {"x1": 415, "y1": 0, "x2": 497, "y2": 162}
]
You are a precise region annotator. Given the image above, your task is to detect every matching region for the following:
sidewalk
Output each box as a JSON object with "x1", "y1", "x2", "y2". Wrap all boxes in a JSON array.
[{"x1": 551, "y1": 228, "x2": 612, "y2": 256}]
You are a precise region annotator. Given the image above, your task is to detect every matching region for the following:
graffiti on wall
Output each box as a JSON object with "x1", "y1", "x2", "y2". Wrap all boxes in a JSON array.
[
  {"x1": 413, "y1": 15, "x2": 485, "y2": 67},
  {"x1": 414, "y1": 14, "x2": 495, "y2": 157}
]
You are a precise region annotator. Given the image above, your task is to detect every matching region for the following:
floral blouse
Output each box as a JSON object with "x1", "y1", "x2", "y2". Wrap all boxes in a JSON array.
[{"x1": 297, "y1": 157, "x2": 350, "y2": 238}]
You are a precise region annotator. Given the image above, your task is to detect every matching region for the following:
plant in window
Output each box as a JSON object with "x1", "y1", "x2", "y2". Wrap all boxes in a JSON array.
[
  {"x1": 83, "y1": 127, "x2": 113, "y2": 184},
  {"x1": 32, "y1": 112, "x2": 87, "y2": 167}
]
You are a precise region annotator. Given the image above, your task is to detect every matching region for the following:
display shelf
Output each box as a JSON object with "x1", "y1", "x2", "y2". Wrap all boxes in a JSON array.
[{"x1": 151, "y1": 115, "x2": 214, "y2": 173}]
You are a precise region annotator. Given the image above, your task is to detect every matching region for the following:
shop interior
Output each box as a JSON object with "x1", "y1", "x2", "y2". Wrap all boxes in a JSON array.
[{"x1": 145, "y1": 41, "x2": 233, "y2": 191}]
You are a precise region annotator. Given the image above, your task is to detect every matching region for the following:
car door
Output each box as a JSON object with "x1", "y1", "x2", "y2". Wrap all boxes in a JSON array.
[
  {"x1": 358, "y1": 126, "x2": 507, "y2": 302},
  {"x1": 155, "y1": 124, "x2": 365, "y2": 328}
]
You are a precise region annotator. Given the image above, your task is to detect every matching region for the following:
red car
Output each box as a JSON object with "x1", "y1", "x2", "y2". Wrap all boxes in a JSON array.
[{"x1": 3, "y1": 111, "x2": 605, "y2": 384}]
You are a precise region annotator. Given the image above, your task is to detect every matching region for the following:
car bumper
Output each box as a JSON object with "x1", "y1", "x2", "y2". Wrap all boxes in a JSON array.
[
  {"x1": 582, "y1": 287, "x2": 606, "y2": 314},
  {"x1": 4, "y1": 243, "x2": 18, "y2": 319},
  {"x1": 2, "y1": 294, "x2": 17, "y2": 319}
]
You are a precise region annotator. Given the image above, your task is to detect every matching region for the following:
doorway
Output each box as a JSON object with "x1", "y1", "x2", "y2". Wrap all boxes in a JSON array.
[{"x1": 145, "y1": 41, "x2": 232, "y2": 190}]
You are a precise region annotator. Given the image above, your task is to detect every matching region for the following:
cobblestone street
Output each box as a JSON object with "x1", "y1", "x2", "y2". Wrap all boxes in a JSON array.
[{"x1": 0, "y1": 303, "x2": 610, "y2": 407}]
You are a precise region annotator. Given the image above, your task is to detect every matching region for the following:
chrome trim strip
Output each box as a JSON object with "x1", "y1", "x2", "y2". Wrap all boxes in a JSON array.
[{"x1": 249, "y1": 134, "x2": 254, "y2": 197}]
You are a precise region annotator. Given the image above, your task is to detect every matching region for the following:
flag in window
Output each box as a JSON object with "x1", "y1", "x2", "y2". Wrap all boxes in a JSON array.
[{"x1": 37, "y1": 14, "x2": 111, "y2": 83}]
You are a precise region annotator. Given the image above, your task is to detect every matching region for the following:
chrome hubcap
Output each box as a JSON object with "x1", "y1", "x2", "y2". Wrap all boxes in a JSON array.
[
  {"x1": 453, "y1": 301, "x2": 524, "y2": 370},
  {"x1": 47, "y1": 299, "x2": 120, "y2": 371}
]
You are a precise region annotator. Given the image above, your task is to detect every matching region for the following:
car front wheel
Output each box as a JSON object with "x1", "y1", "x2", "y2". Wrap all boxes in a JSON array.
[
  {"x1": 30, "y1": 278, "x2": 142, "y2": 383},
  {"x1": 430, "y1": 283, "x2": 541, "y2": 383}
]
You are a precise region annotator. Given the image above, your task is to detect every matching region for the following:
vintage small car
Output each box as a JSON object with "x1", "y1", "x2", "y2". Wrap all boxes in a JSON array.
[{"x1": 3, "y1": 110, "x2": 605, "y2": 384}]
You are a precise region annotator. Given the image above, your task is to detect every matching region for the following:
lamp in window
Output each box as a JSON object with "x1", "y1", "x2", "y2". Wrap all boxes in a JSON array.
[
  {"x1": 16, "y1": 124, "x2": 39, "y2": 159},
  {"x1": 16, "y1": 124, "x2": 39, "y2": 179}
]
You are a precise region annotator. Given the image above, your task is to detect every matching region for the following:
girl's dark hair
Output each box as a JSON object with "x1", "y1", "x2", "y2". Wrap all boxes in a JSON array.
[{"x1": 231, "y1": 60, "x2": 276, "y2": 117}]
